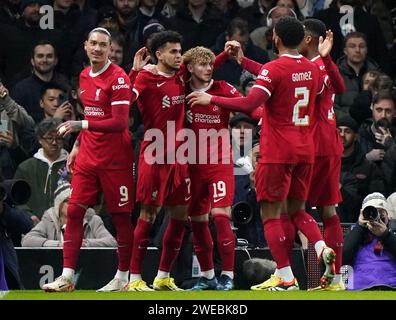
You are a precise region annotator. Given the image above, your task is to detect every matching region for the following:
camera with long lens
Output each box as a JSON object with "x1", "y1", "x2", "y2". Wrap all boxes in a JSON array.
[
  {"x1": 0, "y1": 179, "x2": 31, "y2": 205},
  {"x1": 231, "y1": 201, "x2": 253, "y2": 225},
  {"x1": 362, "y1": 205, "x2": 380, "y2": 222}
]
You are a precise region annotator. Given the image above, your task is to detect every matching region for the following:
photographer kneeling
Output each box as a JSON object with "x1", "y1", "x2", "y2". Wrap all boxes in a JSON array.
[{"x1": 343, "y1": 192, "x2": 396, "y2": 290}]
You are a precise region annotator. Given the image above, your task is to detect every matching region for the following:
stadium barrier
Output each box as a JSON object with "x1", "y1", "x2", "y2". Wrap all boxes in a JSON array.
[{"x1": 16, "y1": 247, "x2": 308, "y2": 290}]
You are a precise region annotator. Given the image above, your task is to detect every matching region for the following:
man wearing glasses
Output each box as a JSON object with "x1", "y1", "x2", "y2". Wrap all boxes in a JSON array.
[{"x1": 14, "y1": 118, "x2": 68, "y2": 224}]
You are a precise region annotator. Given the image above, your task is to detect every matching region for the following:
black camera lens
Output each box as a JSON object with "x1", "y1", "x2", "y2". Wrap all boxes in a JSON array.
[
  {"x1": 362, "y1": 205, "x2": 379, "y2": 221},
  {"x1": 232, "y1": 201, "x2": 253, "y2": 225}
]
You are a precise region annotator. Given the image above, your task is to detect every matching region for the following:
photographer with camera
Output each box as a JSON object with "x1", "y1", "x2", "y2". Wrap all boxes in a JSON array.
[
  {"x1": 343, "y1": 192, "x2": 396, "y2": 290},
  {"x1": 0, "y1": 81, "x2": 36, "y2": 179},
  {"x1": 359, "y1": 90, "x2": 396, "y2": 166},
  {"x1": 0, "y1": 178, "x2": 33, "y2": 290}
]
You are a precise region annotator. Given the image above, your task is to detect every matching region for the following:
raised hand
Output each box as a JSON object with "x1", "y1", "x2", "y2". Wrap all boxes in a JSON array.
[
  {"x1": 133, "y1": 47, "x2": 151, "y2": 71},
  {"x1": 186, "y1": 91, "x2": 213, "y2": 107},
  {"x1": 57, "y1": 121, "x2": 83, "y2": 137},
  {"x1": 225, "y1": 40, "x2": 244, "y2": 64},
  {"x1": 318, "y1": 30, "x2": 334, "y2": 58}
]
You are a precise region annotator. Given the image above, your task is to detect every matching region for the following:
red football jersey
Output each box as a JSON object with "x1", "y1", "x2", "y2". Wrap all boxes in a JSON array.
[
  {"x1": 253, "y1": 54, "x2": 321, "y2": 164},
  {"x1": 311, "y1": 56, "x2": 343, "y2": 157},
  {"x1": 186, "y1": 80, "x2": 241, "y2": 165},
  {"x1": 133, "y1": 67, "x2": 188, "y2": 164},
  {"x1": 77, "y1": 61, "x2": 133, "y2": 170}
]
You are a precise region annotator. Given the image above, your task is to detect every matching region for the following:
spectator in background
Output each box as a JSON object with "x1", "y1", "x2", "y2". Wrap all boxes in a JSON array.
[
  {"x1": 160, "y1": 0, "x2": 181, "y2": 19},
  {"x1": 97, "y1": 5, "x2": 120, "y2": 34},
  {"x1": 14, "y1": 118, "x2": 68, "y2": 223},
  {"x1": 212, "y1": 18, "x2": 269, "y2": 86},
  {"x1": 110, "y1": 33, "x2": 126, "y2": 68},
  {"x1": 239, "y1": 70, "x2": 257, "y2": 96},
  {"x1": 0, "y1": 83, "x2": 36, "y2": 180},
  {"x1": 314, "y1": 0, "x2": 390, "y2": 72},
  {"x1": 0, "y1": 0, "x2": 72, "y2": 87},
  {"x1": 337, "y1": 115, "x2": 386, "y2": 222},
  {"x1": 0, "y1": 179, "x2": 33, "y2": 289},
  {"x1": 250, "y1": 5, "x2": 297, "y2": 60},
  {"x1": 359, "y1": 90, "x2": 396, "y2": 166},
  {"x1": 237, "y1": 0, "x2": 272, "y2": 31},
  {"x1": 112, "y1": 0, "x2": 142, "y2": 68},
  {"x1": 165, "y1": 0, "x2": 226, "y2": 50},
  {"x1": 210, "y1": 0, "x2": 240, "y2": 24},
  {"x1": 11, "y1": 40, "x2": 71, "y2": 124},
  {"x1": 39, "y1": 82, "x2": 75, "y2": 123},
  {"x1": 343, "y1": 192, "x2": 396, "y2": 290},
  {"x1": 22, "y1": 182, "x2": 117, "y2": 248},
  {"x1": 350, "y1": 72, "x2": 393, "y2": 125},
  {"x1": 0, "y1": 0, "x2": 21, "y2": 25},
  {"x1": 335, "y1": 32, "x2": 380, "y2": 118}
]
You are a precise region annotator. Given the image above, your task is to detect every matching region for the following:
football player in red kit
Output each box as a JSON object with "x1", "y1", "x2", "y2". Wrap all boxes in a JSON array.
[
  {"x1": 187, "y1": 17, "x2": 336, "y2": 291},
  {"x1": 298, "y1": 19, "x2": 346, "y2": 290},
  {"x1": 183, "y1": 46, "x2": 241, "y2": 290},
  {"x1": 126, "y1": 31, "x2": 190, "y2": 291},
  {"x1": 43, "y1": 28, "x2": 134, "y2": 292}
]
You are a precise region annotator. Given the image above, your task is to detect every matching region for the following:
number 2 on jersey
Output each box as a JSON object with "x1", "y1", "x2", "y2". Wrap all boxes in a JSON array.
[{"x1": 292, "y1": 87, "x2": 310, "y2": 126}]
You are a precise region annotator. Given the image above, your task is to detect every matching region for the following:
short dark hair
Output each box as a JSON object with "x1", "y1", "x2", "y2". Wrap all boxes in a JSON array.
[
  {"x1": 226, "y1": 17, "x2": 249, "y2": 37},
  {"x1": 31, "y1": 39, "x2": 57, "y2": 59},
  {"x1": 303, "y1": 18, "x2": 326, "y2": 42},
  {"x1": 274, "y1": 16, "x2": 305, "y2": 49},
  {"x1": 111, "y1": 33, "x2": 125, "y2": 48},
  {"x1": 147, "y1": 30, "x2": 182, "y2": 61},
  {"x1": 343, "y1": 32, "x2": 367, "y2": 48},
  {"x1": 372, "y1": 90, "x2": 396, "y2": 106},
  {"x1": 36, "y1": 118, "x2": 62, "y2": 138},
  {"x1": 40, "y1": 82, "x2": 65, "y2": 99},
  {"x1": 372, "y1": 74, "x2": 394, "y2": 93}
]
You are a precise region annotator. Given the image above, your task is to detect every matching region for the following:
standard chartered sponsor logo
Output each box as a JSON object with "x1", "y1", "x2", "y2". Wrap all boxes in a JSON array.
[
  {"x1": 85, "y1": 106, "x2": 105, "y2": 116},
  {"x1": 162, "y1": 95, "x2": 185, "y2": 108},
  {"x1": 194, "y1": 113, "x2": 221, "y2": 124}
]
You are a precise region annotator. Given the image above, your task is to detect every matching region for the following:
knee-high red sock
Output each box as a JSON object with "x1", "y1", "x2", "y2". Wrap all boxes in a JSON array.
[
  {"x1": 130, "y1": 218, "x2": 152, "y2": 274},
  {"x1": 212, "y1": 214, "x2": 235, "y2": 272},
  {"x1": 63, "y1": 204, "x2": 85, "y2": 269},
  {"x1": 323, "y1": 214, "x2": 343, "y2": 273},
  {"x1": 158, "y1": 218, "x2": 186, "y2": 272},
  {"x1": 112, "y1": 213, "x2": 134, "y2": 272},
  {"x1": 263, "y1": 218, "x2": 290, "y2": 269},
  {"x1": 191, "y1": 220, "x2": 214, "y2": 271},
  {"x1": 280, "y1": 213, "x2": 295, "y2": 257},
  {"x1": 291, "y1": 210, "x2": 323, "y2": 245}
]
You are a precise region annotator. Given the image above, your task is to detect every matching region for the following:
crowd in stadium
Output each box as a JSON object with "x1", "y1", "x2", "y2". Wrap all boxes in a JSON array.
[{"x1": 0, "y1": 0, "x2": 396, "y2": 293}]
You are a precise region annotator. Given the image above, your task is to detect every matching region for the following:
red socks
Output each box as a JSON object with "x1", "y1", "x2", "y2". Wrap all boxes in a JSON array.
[
  {"x1": 280, "y1": 213, "x2": 296, "y2": 256},
  {"x1": 158, "y1": 218, "x2": 186, "y2": 272},
  {"x1": 63, "y1": 203, "x2": 85, "y2": 269},
  {"x1": 112, "y1": 213, "x2": 134, "y2": 272},
  {"x1": 129, "y1": 218, "x2": 152, "y2": 274},
  {"x1": 212, "y1": 214, "x2": 235, "y2": 272},
  {"x1": 323, "y1": 214, "x2": 343, "y2": 273},
  {"x1": 191, "y1": 220, "x2": 214, "y2": 271},
  {"x1": 291, "y1": 210, "x2": 323, "y2": 245},
  {"x1": 263, "y1": 218, "x2": 290, "y2": 269}
]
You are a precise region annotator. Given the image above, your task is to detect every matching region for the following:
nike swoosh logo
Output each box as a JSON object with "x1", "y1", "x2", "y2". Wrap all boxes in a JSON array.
[
  {"x1": 80, "y1": 90, "x2": 86, "y2": 94},
  {"x1": 118, "y1": 202, "x2": 129, "y2": 207},
  {"x1": 185, "y1": 196, "x2": 191, "y2": 201},
  {"x1": 157, "y1": 82, "x2": 166, "y2": 87},
  {"x1": 223, "y1": 241, "x2": 233, "y2": 246},
  {"x1": 213, "y1": 197, "x2": 225, "y2": 203}
]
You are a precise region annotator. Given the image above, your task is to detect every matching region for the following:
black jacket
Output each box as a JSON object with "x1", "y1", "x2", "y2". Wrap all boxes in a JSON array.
[
  {"x1": 343, "y1": 224, "x2": 396, "y2": 266},
  {"x1": 339, "y1": 142, "x2": 386, "y2": 222},
  {"x1": 0, "y1": 203, "x2": 33, "y2": 289},
  {"x1": 165, "y1": 4, "x2": 226, "y2": 51},
  {"x1": 314, "y1": 4, "x2": 390, "y2": 73}
]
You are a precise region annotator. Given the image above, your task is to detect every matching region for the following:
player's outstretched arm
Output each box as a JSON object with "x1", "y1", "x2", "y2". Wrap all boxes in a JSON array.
[
  {"x1": 224, "y1": 40, "x2": 262, "y2": 76},
  {"x1": 187, "y1": 87, "x2": 268, "y2": 112},
  {"x1": 318, "y1": 30, "x2": 346, "y2": 94}
]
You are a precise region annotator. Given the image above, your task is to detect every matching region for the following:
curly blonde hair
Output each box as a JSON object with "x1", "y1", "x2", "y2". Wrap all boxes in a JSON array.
[{"x1": 183, "y1": 46, "x2": 215, "y2": 66}]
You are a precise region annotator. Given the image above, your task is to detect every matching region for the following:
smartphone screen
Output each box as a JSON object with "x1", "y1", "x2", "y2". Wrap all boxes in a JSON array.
[{"x1": 0, "y1": 119, "x2": 8, "y2": 133}]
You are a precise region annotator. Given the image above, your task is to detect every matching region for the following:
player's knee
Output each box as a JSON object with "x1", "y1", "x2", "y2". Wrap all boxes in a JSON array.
[
  {"x1": 319, "y1": 205, "x2": 336, "y2": 220},
  {"x1": 67, "y1": 203, "x2": 87, "y2": 221},
  {"x1": 140, "y1": 205, "x2": 159, "y2": 223}
]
